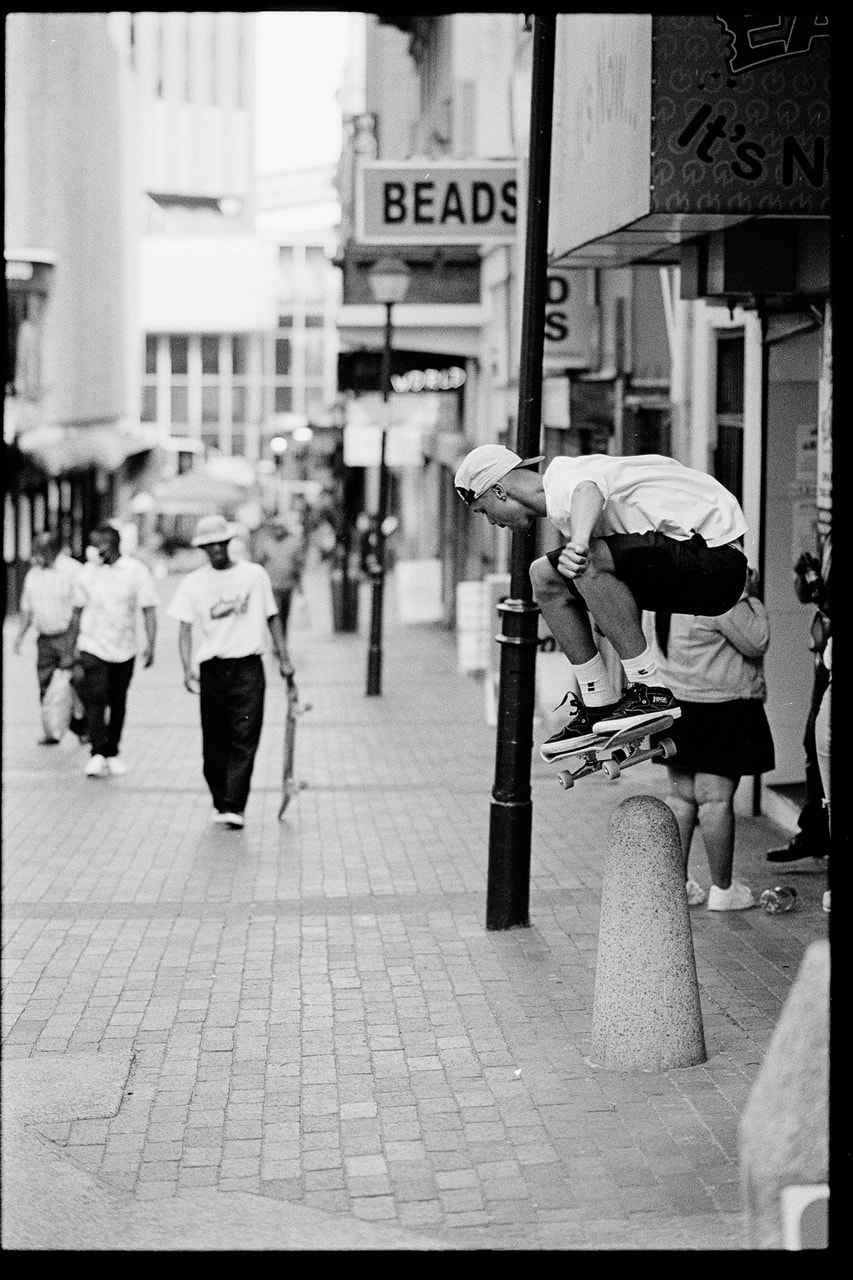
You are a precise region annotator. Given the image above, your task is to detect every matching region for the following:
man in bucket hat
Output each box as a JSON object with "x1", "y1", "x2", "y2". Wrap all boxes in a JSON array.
[
  {"x1": 454, "y1": 445, "x2": 748, "y2": 759},
  {"x1": 167, "y1": 515, "x2": 295, "y2": 828}
]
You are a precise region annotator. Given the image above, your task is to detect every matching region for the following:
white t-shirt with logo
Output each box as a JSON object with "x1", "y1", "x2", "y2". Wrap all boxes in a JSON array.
[
  {"x1": 74, "y1": 555, "x2": 159, "y2": 663},
  {"x1": 167, "y1": 559, "x2": 277, "y2": 665},
  {"x1": 542, "y1": 454, "x2": 748, "y2": 547}
]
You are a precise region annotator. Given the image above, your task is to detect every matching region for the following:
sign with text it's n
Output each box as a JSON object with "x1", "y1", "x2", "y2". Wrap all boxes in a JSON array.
[{"x1": 357, "y1": 161, "x2": 518, "y2": 245}]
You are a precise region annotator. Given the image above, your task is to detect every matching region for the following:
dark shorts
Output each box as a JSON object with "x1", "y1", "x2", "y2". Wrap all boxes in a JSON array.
[
  {"x1": 545, "y1": 531, "x2": 747, "y2": 616},
  {"x1": 653, "y1": 699, "x2": 775, "y2": 780}
]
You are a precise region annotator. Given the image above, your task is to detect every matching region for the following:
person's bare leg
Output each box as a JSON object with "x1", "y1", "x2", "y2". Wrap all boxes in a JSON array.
[
  {"x1": 530, "y1": 556, "x2": 598, "y2": 663},
  {"x1": 665, "y1": 766, "x2": 698, "y2": 873},
  {"x1": 569, "y1": 540, "x2": 648, "y2": 659},
  {"x1": 693, "y1": 771, "x2": 738, "y2": 889}
]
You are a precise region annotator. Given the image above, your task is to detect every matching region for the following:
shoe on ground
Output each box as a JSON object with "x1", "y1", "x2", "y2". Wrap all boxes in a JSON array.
[
  {"x1": 822, "y1": 890, "x2": 831, "y2": 913},
  {"x1": 85, "y1": 754, "x2": 107, "y2": 777},
  {"x1": 540, "y1": 693, "x2": 619, "y2": 761},
  {"x1": 686, "y1": 878, "x2": 707, "y2": 906},
  {"x1": 707, "y1": 880, "x2": 755, "y2": 911},
  {"x1": 766, "y1": 837, "x2": 828, "y2": 863},
  {"x1": 105, "y1": 756, "x2": 128, "y2": 776},
  {"x1": 38, "y1": 736, "x2": 60, "y2": 745},
  {"x1": 221, "y1": 812, "x2": 244, "y2": 828},
  {"x1": 212, "y1": 811, "x2": 230, "y2": 824},
  {"x1": 592, "y1": 683, "x2": 682, "y2": 734}
]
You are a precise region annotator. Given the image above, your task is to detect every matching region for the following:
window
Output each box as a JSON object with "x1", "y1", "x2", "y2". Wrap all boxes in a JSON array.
[
  {"x1": 200, "y1": 334, "x2": 219, "y2": 375},
  {"x1": 275, "y1": 338, "x2": 291, "y2": 377},
  {"x1": 145, "y1": 335, "x2": 157, "y2": 375},
  {"x1": 141, "y1": 385, "x2": 158, "y2": 422},
  {"x1": 304, "y1": 328, "x2": 325, "y2": 379},
  {"x1": 201, "y1": 386, "x2": 219, "y2": 424},
  {"x1": 232, "y1": 335, "x2": 248, "y2": 376},
  {"x1": 715, "y1": 331, "x2": 745, "y2": 504},
  {"x1": 171, "y1": 386, "x2": 188, "y2": 422},
  {"x1": 274, "y1": 386, "x2": 292, "y2": 413},
  {"x1": 169, "y1": 335, "x2": 188, "y2": 375}
]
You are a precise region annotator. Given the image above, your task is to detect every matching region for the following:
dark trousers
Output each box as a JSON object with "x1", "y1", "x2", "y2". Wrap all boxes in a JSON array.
[
  {"x1": 76, "y1": 652, "x2": 135, "y2": 758},
  {"x1": 797, "y1": 659, "x2": 830, "y2": 847},
  {"x1": 199, "y1": 655, "x2": 265, "y2": 816},
  {"x1": 36, "y1": 630, "x2": 71, "y2": 699},
  {"x1": 272, "y1": 587, "x2": 293, "y2": 636}
]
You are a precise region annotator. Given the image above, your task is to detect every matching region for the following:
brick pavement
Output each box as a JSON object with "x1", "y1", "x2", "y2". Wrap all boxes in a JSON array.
[{"x1": 2, "y1": 552, "x2": 830, "y2": 1250}]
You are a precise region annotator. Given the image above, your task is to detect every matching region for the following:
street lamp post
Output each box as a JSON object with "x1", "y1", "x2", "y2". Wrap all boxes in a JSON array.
[{"x1": 365, "y1": 256, "x2": 411, "y2": 696}]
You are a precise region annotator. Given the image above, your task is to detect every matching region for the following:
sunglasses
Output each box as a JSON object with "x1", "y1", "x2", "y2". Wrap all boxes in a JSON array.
[{"x1": 455, "y1": 486, "x2": 478, "y2": 506}]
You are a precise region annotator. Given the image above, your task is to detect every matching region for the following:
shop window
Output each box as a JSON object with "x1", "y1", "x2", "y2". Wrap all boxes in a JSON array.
[{"x1": 715, "y1": 332, "x2": 745, "y2": 503}]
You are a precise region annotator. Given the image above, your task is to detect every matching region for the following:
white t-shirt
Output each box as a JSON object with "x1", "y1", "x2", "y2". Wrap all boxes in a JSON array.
[
  {"x1": 167, "y1": 559, "x2": 277, "y2": 665},
  {"x1": 74, "y1": 555, "x2": 159, "y2": 663},
  {"x1": 21, "y1": 554, "x2": 81, "y2": 635},
  {"x1": 542, "y1": 454, "x2": 748, "y2": 547}
]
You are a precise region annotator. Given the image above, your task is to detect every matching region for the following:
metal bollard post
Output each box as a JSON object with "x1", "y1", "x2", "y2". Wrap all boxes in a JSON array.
[{"x1": 591, "y1": 794, "x2": 707, "y2": 1071}]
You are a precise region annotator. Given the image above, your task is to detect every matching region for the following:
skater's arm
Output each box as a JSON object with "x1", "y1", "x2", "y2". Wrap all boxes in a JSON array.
[{"x1": 558, "y1": 482, "x2": 605, "y2": 579}]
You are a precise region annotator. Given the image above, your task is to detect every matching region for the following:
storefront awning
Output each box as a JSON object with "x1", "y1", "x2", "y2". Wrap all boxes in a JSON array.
[{"x1": 11, "y1": 412, "x2": 161, "y2": 476}]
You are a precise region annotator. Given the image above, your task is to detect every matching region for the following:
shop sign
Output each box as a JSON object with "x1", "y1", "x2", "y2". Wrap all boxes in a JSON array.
[
  {"x1": 357, "y1": 162, "x2": 518, "y2": 245},
  {"x1": 543, "y1": 267, "x2": 596, "y2": 368}
]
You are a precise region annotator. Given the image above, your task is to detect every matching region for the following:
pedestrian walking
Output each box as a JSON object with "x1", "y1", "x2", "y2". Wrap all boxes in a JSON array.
[
  {"x1": 167, "y1": 514, "x2": 294, "y2": 829},
  {"x1": 68, "y1": 522, "x2": 159, "y2": 777},
  {"x1": 12, "y1": 531, "x2": 87, "y2": 744},
  {"x1": 643, "y1": 566, "x2": 775, "y2": 911},
  {"x1": 255, "y1": 516, "x2": 305, "y2": 638},
  {"x1": 454, "y1": 445, "x2": 748, "y2": 758}
]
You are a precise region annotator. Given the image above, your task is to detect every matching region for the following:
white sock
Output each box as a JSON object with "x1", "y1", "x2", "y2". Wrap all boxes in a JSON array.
[
  {"x1": 571, "y1": 653, "x2": 619, "y2": 708},
  {"x1": 622, "y1": 645, "x2": 664, "y2": 687}
]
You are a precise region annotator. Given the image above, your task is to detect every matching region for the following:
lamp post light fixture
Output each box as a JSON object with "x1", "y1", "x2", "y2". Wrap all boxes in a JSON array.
[{"x1": 365, "y1": 255, "x2": 411, "y2": 696}]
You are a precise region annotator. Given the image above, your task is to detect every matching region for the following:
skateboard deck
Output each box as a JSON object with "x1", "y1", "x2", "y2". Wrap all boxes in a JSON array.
[
  {"x1": 279, "y1": 675, "x2": 312, "y2": 818},
  {"x1": 546, "y1": 714, "x2": 677, "y2": 789}
]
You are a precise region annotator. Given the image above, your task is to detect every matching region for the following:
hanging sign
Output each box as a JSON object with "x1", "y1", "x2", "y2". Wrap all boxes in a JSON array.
[{"x1": 357, "y1": 161, "x2": 518, "y2": 245}]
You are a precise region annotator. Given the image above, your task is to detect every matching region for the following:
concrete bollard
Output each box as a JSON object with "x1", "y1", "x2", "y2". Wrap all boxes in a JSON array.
[
  {"x1": 591, "y1": 794, "x2": 707, "y2": 1071},
  {"x1": 739, "y1": 939, "x2": 829, "y2": 1250}
]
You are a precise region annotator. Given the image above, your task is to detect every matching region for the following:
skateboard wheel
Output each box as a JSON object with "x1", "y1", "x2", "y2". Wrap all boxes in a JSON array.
[
  {"x1": 602, "y1": 759, "x2": 621, "y2": 781},
  {"x1": 557, "y1": 770, "x2": 574, "y2": 790},
  {"x1": 660, "y1": 737, "x2": 676, "y2": 759}
]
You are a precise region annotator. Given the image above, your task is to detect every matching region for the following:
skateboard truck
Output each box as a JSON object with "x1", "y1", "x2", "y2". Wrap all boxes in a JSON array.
[{"x1": 549, "y1": 715, "x2": 677, "y2": 790}]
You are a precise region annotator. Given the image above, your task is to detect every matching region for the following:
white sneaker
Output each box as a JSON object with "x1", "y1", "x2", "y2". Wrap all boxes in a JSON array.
[
  {"x1": 85, "y1": 754, "x2": 107, "y2": 777},
  {"x1": 105, "y1": 756, "x2": 127, "y2": 776},
  {"x1": 707, "y1": 881, "x2": 755, "y2": 911},
  {"x1": 221, "y1": 812, "x2": 244, "y2": 829},
  {"x1": 212, "y1": 811, "x2": 229, "y2": 824},
  {"x1": 822, "y1": 890, "x2": 831, "y2": 914},
  {"x1": 685, "y1": 878, "x2": 707, "y2": 906}
]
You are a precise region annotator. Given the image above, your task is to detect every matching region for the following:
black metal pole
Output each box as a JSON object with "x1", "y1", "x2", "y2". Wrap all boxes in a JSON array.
[
  {"x1": 486, "y1": 13, "x2": 556, "y2": 930},
  {"x1": 366, "y1": 301, "x2": 393, "y2": 696}
]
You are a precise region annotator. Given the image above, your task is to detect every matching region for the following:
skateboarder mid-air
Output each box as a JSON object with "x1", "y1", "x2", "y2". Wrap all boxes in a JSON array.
[{"x1": 454, "y1": 446, "x2": 748, "y2": 761}]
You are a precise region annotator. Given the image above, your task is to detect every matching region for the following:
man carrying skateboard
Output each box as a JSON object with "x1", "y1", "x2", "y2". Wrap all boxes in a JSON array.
[
  {"x1": 454, "y1": 446, "x2": 748, "y2": 760},
  {"x1": 167, "y1": 515, "x2": 294, "y2": 829}
]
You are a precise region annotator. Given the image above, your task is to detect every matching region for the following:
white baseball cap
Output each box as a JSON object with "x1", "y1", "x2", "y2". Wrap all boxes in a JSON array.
[{"x1": 454, "y1": 445, "x2": 544, "y2": 504}]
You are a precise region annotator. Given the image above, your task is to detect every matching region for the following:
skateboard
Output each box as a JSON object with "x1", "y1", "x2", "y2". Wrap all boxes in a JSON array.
[
  {"x1": 279, "y1": 674, "x2": 312, "y2": 818},
  {"x1": 546, "y1": 715, "x2": 677, "y2": 790}
]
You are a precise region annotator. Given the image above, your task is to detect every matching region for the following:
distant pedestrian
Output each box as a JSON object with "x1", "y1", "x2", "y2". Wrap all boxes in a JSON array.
[
  {"x1": 167, "y1": 514, "x2": 294, "y2": 829},
  {"x1": 255, "y1": 516, "x2": 305, "y2": 637},
  {"x1": 68, "y1": 523, "x2": 159, "y2": 777},
  {"x1": 12, "y1": 531, "x2": 87, "y2": 744}
]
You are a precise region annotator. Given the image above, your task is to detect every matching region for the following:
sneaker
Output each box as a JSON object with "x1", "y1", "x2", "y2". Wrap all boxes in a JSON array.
[
  {"x1": 540, "y1": 693, "x2": 619, "y2": 761},
  {"x1": 105, "y1": 756, "x2": 127, "y2": 776},
  {"x1": 221, "y1": 812, "x2": 244, "y2": 829},
  {"x1": 592, "y1": 683, "x2": 681, "y2": 734},
  {"x1": 212, "y1": 811, "x2": 229, "y2": 824},
  {"x1": 707, "y1": 881, "x2": 756, "y2": 911},
  {"x1": 85, "y1": 754, "x2": 107, "y2": 777},
  {"x1": 822, "y1": 890, "x2": 831, "y2": 913},
  {"x1": 38, "y1": 736, "x2": 61, "y2": 746},
  {"x1": 766, "y1": 837, "x2": 828, "y2": 863},
  {"x1": 685, "y1": 878, "x2": 707, "y2": 906}
]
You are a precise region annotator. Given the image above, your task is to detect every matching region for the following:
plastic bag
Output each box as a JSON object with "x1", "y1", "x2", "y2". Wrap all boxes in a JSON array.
[{"x1": 41, "y1": 668, "x2": 75, "y2": 742}]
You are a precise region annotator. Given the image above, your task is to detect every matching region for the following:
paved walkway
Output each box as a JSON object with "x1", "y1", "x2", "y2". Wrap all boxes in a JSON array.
[{"x1": 2, "y1": 553, "x2": 830, "y2": 1251}]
